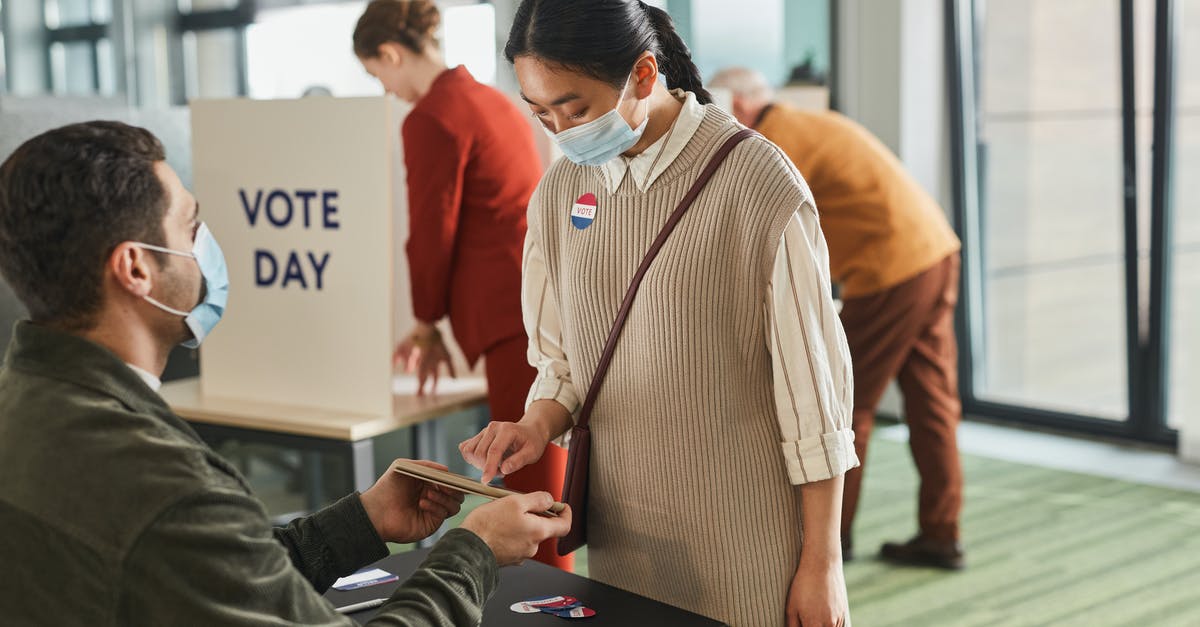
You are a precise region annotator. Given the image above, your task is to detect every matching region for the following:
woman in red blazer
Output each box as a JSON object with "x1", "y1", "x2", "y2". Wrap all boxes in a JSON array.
[{"x1": 354, "y1": 0, "x2": 570, "y2": 569}]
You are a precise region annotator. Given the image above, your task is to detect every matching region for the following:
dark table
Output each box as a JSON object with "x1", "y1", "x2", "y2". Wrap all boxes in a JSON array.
[{"x1": 325, "y1": 549, "x2": 728, "y2": 626}]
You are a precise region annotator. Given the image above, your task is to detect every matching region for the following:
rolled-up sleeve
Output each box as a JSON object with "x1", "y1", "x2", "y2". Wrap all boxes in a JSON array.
[
  {"x1": 522, "y1": 231, "x2": 581, "y2": 417},
  {"x1": 766, "y1": 201, "x2": 860, "y2": 485}
]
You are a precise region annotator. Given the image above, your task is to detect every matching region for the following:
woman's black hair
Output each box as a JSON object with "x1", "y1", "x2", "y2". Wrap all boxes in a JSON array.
[{"x1": 505, "y1": 0, "x2": 713, "y2": 105}]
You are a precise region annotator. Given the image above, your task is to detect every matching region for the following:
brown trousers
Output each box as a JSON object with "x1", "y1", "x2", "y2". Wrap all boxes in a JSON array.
[{"x1": 839, "y1": 253, "x2": 963, "y2": 542}]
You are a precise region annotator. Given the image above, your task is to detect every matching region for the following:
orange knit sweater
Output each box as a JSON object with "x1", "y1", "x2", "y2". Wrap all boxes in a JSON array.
[{"x1": 756, "y1": 103, "x2": 960, "y2": 298}]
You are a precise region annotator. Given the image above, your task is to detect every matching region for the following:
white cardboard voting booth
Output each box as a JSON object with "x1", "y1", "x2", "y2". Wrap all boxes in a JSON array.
[{"x1": 193, "y1": 96, "x2": 420, "y2": 417}]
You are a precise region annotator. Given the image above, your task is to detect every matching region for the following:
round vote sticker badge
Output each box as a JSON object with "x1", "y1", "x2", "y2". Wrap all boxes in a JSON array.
[
  {"x1": 546, "y1": 606, "x2": 597, "y2": 619},
  {"x1": 571, "y1": 193, "x2": 598, "y2": 230},
  {"x1": 509, "y1": 595, "x2": 578, "y2": 614}
]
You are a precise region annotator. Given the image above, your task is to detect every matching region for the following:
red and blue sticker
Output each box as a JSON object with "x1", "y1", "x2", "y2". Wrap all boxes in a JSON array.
[
  {"x1": 510, "y1": 595, "x2": 597, "y2": 619},
  {"x1": 571, "y1": 193, "x2": 597, "y2": 230}
]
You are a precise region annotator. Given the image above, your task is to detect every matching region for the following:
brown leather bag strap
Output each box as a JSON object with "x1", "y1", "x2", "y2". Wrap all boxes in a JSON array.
[{"x1": 575, "y1": 128, "x2": 758, "y2": 428}]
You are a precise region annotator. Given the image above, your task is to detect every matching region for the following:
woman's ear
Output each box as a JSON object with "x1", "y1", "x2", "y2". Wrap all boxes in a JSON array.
[
  {"x1": 377, "y1": 42, "x2": 406, "y2": 67},
  {"x1": 632, "y1": 51, "x2": 658, "y2": 99}
]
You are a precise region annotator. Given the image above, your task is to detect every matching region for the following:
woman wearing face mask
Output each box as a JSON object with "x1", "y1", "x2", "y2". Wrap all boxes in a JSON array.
[
  {"x1": 353, "y1": 0, "x2": 572, "y2": 570},
  {"x1": 460, "y1": 1, "x2": 858, "y2": 626}
]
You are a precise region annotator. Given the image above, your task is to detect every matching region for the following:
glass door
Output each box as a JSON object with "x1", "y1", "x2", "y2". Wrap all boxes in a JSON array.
[
  {"x1": 948, "y1": 0, "x2": 1181, "y2": 442},
  {"x1": 1167, "y1": 0, "x2": 1199, "y2": 430},
  {"x1": 971, "y1": 0, "x2": 1130, "y2": 420}
]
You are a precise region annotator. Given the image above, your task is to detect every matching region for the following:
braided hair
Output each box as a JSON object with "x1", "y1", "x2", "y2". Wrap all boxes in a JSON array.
[{"x1": 505, "y1": 0, "x2": 713, "y2": 104}]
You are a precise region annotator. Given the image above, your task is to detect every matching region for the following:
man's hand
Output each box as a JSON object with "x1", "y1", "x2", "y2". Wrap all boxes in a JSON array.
[
  {"x1": 360, "y1": 460, "x2": 465, "y2": 544},
  {"x1": 461, "y1": 492, "x2": 572, "y2": 566},
  {"x1": 394, "y1": 322, "x2": 456, "y2": 396}
]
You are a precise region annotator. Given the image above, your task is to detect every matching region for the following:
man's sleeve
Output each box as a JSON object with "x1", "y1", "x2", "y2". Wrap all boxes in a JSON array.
[
  {"x1": 118, "y1": 489, "x2": 499, "y2": 626},
  {"x1": 273, "y1": 493, "x2": 389, "y2": 591}
]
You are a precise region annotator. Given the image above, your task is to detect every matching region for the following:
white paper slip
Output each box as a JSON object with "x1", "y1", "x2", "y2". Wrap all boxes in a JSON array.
[{"x1": 332, "y1": 568, "x2": 399, "y2": 591}]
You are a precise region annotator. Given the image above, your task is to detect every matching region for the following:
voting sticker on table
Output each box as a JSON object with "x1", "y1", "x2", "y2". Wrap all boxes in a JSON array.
[{"x1": 510, "y1": 595, "x2": 597, "y2": 619}]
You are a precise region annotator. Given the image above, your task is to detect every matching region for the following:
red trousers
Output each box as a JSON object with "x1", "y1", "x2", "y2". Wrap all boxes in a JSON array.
[
  {"x1": 839, "y1": 253, "x2": 964, "y2": 543},
  {"x1": 483, "y1": 335, "x2": 573, "y2": 570}
]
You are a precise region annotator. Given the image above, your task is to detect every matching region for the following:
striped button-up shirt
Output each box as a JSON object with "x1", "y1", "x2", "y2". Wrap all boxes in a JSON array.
[{"x1": 523, "y1": 91, "x2": 859, "y2": 485}]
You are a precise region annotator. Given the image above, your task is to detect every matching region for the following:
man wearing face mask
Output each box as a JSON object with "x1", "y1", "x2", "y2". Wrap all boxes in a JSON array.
[{"x1": 0, "y1": 121, "x2": 571, "y2": 625}]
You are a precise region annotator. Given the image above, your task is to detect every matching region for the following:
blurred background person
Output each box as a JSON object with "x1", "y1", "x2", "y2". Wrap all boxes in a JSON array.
[
  {"x1": 353, "y1": 0, "x2": 570, "y2": 570},
  {"x1": 711, "y1": 66, "x2": 965, "y2": 570}
]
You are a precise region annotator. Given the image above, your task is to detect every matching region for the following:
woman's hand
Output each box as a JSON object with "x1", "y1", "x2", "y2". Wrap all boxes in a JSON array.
[
  {"x1": 789, "y1": 475, "x2": 850, "y2": 626},
  {"x1": 395, "y1": 322, "x2": 455, "y2": 396},
  {"x1": 360, "y1": 459, "x2": 465, "y2": 545},
  {"x1": 459, "y1": 400, "x2": 573, "y2": 484},
  {"x1": 786, "y1": 549, "x2": 849, "y2": 627}
]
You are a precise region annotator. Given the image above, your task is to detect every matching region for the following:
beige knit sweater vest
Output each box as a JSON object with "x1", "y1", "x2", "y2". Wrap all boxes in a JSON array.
[{"x1": 529, "y1": 106, "x2": 810, "y2": 627}]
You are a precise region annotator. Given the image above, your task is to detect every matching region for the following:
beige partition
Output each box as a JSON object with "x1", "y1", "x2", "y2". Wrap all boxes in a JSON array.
[{"x1": 192, "y1": 97, "x2": 407, "y2": 416}]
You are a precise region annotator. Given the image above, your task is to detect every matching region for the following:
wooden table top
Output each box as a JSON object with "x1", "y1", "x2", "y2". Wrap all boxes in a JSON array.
[{"x1": 160, "y1": 376, "x2": 488, "y2": 441}]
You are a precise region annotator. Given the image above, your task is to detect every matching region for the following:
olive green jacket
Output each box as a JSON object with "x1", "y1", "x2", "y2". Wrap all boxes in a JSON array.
[{"x1": 0, "y1": 321, "x2": 498, "y2": 625}]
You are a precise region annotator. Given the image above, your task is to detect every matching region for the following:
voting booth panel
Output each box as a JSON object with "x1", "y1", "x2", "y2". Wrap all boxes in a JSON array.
[{"x1": 192, "y1": 96, "x2": 424, "y2": 416}]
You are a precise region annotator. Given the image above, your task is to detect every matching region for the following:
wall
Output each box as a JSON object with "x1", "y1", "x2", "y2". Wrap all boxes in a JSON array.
[{"x1": 836, "y1": 0, "x2": 954, "y2": 417}]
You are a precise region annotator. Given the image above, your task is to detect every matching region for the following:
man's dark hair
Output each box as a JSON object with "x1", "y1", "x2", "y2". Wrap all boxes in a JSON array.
[{"x1": 0, "y1": 121, "x2": 169, "y2": 330}]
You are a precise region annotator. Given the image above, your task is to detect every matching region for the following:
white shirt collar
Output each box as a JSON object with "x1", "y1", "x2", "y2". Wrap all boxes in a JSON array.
[
  {"x1": 125, "y1": 363, "x2": 162, "y2": 392},
  {"x1": 599, "y1": 89, "x2": 707, "y2": 194}
]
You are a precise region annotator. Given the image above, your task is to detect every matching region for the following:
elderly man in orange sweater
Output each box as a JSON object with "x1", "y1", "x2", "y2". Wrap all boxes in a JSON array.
[{"x1": 711, "y1": 67, "x2": 966, "y2": 569}]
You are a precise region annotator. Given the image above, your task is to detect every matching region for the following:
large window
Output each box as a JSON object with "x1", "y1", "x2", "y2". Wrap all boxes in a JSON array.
[
  {"x1": 680, "y1": 0, "x2": 831, "y2": 85},
  {"x1": 44, "y1": 0, "x2": 113, "y2": 96},
  {"x1": 177, "y1": 0, "x2": 254, "y2": 102},
  {"x1": 1168, "y1": 0, "x2": 1200, "y2": 428},
  {"x1": 974, "y1": 1, "x2": 1129, "y2": 419},
  {"x1": 245, "y1": 1, "x2": 497, "y2": 100},
  {"x1": 949, "y1": 0, "x2": 1184, "y2": 442}
]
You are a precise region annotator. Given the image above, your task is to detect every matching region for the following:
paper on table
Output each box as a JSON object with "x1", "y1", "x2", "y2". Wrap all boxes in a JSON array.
[
  {"x1": 332, "y1": 568, "x2": 399, "y2": 591},
  {"x1": 392, "y1": 460, "x2": 566, "y2": 516}
]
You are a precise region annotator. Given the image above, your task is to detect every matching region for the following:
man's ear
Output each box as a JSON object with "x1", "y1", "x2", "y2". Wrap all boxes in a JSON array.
[{"x1": 109, "y1": 242, "x2": 155, "y2": 299}]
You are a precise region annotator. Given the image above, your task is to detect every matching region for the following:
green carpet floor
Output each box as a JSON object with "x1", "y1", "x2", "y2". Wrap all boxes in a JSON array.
[{"x1": 844, "y1": 438, "x2": 1200, "y2": 626}]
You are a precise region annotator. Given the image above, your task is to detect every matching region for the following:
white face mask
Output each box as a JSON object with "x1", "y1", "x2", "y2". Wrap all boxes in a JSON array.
[{"x1": 543, "y1": 73, "x2": 649, "y2": 166}]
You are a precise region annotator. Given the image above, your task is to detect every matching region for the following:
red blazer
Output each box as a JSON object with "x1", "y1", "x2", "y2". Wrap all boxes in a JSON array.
[{"x1": 402, "y1": 66, "x2": 542, "y2": 365}]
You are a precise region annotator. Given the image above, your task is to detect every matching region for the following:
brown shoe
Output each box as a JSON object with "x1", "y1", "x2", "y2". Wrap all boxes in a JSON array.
[{"x1": 880, "y1": 535, "x2": 965, "y2": 570}]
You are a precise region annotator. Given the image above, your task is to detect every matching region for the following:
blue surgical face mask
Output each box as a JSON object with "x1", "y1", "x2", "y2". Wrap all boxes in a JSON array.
[
  {"x1": 134, "y1": 222, "x2": 229, "y2": 348},
  {"x1": 543, "y1": 74, "x2": 649, "y2": 166}
]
